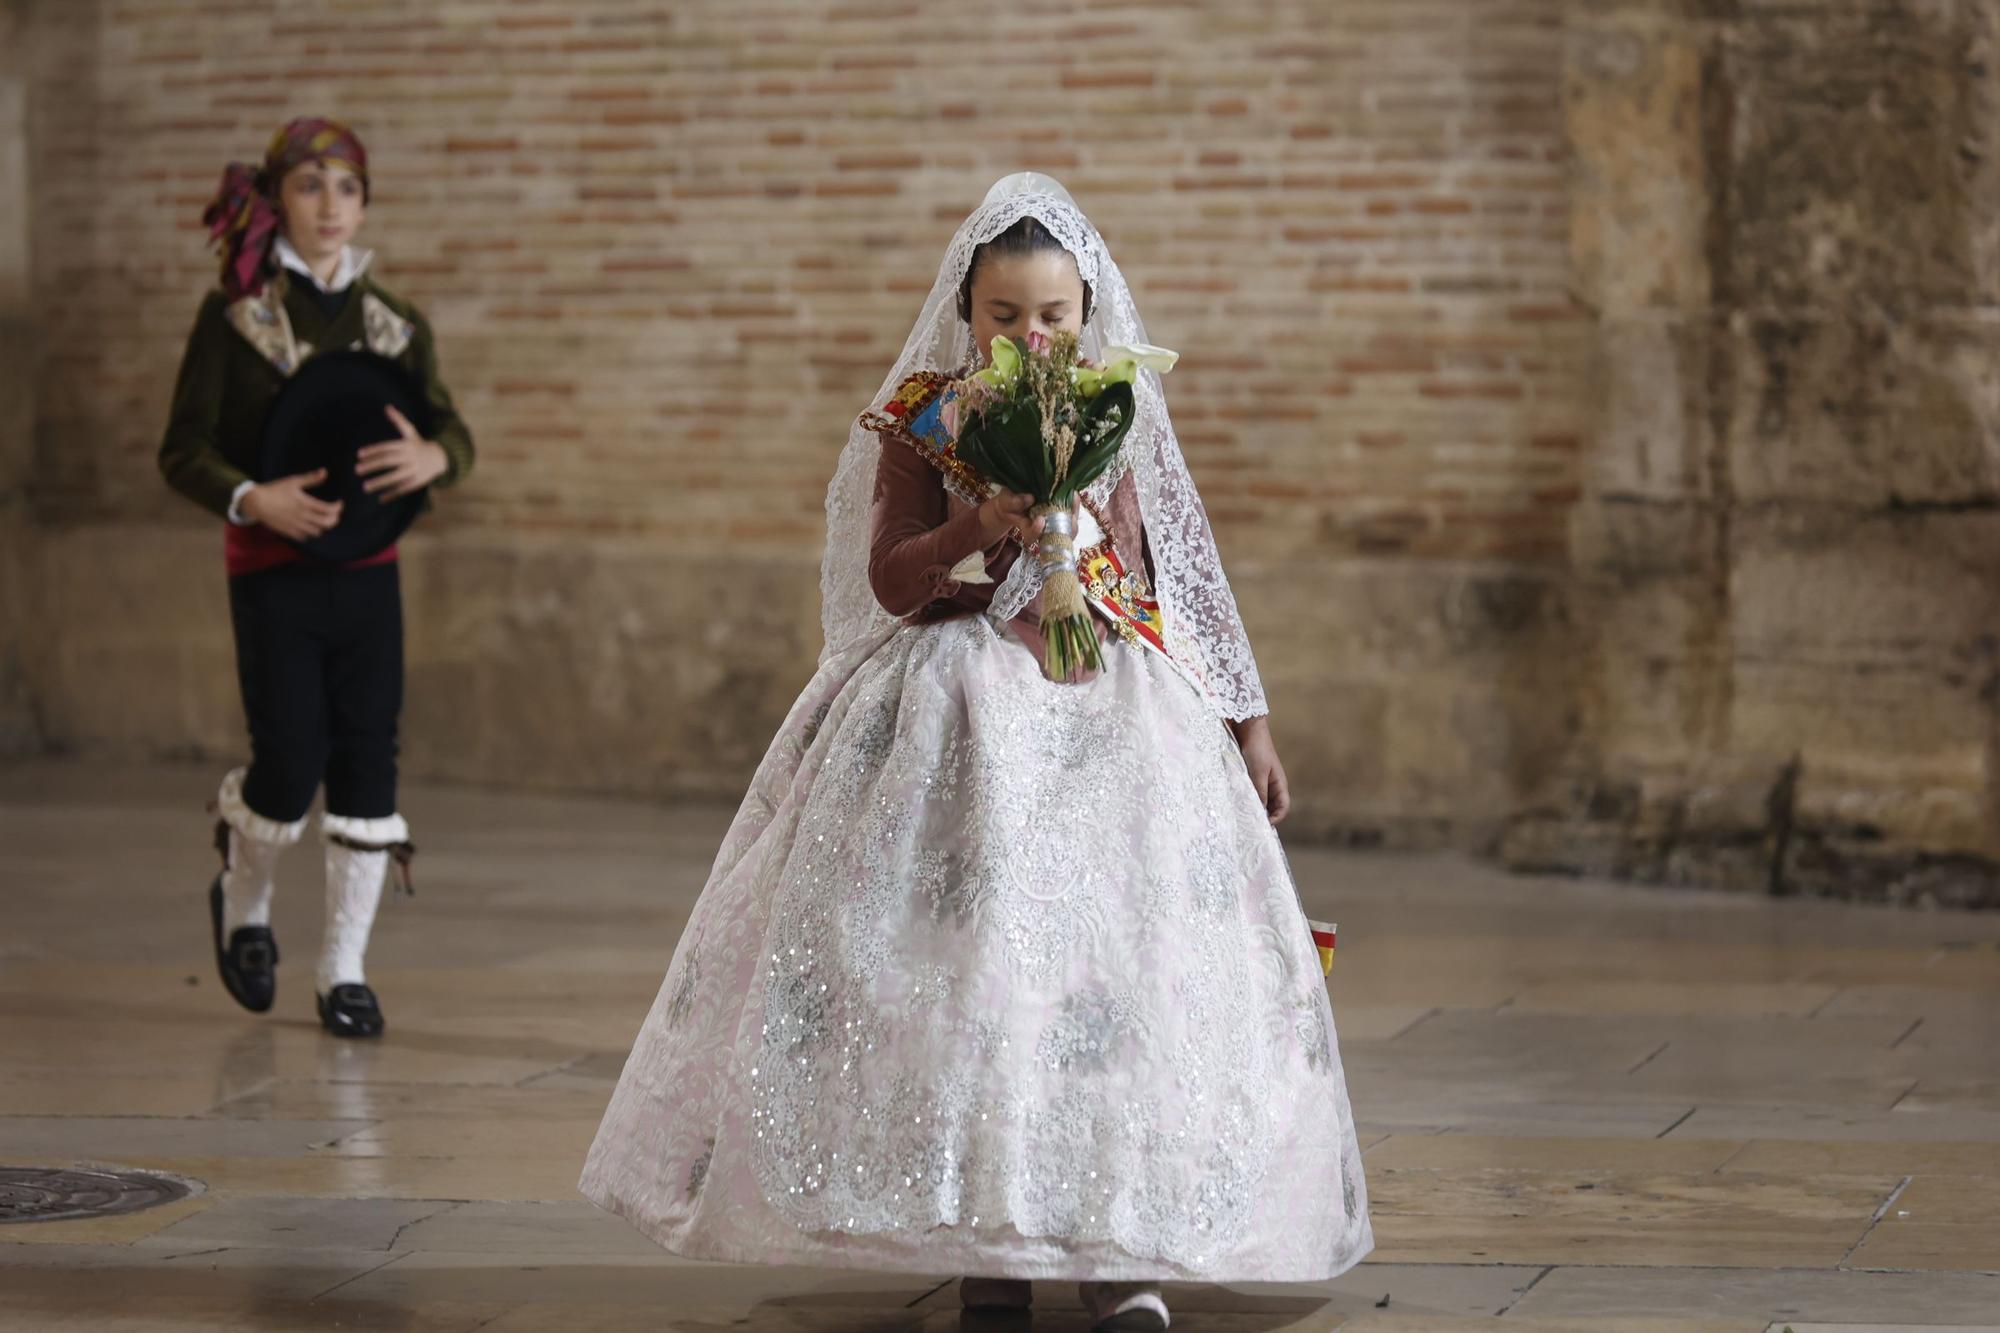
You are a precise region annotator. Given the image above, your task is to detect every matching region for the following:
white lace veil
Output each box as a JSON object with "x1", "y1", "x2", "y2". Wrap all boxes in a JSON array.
[{"x1": 818, "y1": 172, "x2": 1270, "y2": 721}]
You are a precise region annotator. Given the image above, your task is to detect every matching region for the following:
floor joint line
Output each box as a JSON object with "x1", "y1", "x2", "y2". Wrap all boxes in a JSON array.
[
  {"x1": 1838, "y1": 1175, "x2": 1913, "y2": 1269},
  {"x1": 1495, "y1": 1264, "x2": 1555, "y2": 1317},
  {"x1": 1655, "y1": 1106, "x2": 1698, "y2": 1139}
]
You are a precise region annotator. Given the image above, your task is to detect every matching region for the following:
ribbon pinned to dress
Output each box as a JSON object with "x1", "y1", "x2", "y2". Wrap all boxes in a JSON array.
[{"x1": 1309, "y1": 919, "x2": 1337, "y2": 975}]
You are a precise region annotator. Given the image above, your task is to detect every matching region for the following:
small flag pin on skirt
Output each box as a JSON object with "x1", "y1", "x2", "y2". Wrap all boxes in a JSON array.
[{"x1": 1309, "y1": 919, "x2": 1337, "y2": 975}]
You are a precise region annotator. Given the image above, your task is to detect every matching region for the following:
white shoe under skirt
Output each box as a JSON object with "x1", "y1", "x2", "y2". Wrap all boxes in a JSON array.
[{"x1": 579, "y1": 616, "x2": 1374, "y2": 1281}]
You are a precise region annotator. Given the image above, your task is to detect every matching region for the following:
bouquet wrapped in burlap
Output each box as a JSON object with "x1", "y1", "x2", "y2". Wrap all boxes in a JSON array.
[{"x1": 948, "y1": 330, "x2": 1177, "y2": 679}]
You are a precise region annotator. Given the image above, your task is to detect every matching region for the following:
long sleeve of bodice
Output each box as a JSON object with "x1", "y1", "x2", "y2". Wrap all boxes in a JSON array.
[{"x1": 868, "y1": 437, "x2": 1007, "y2": 618}]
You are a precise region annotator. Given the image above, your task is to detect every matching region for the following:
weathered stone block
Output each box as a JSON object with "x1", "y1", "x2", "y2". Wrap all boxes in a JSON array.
[
  {"x1": 1782, "y1": 836, "x2": 2000, "y2": 907},
  {"x1": 1262, "y1": 672, "x2": 1394, "y2": 837},
  {"x1": 398, "y1": 538, "x2": 821, "y2": 801},
  {"x1": 0, "y1": 517, "x2": 37, "y2": 756},
  {"x1": 1586, "y1": 318, "x2": 1716, "y2": 501},
  {"x1": 1566, "y1": 11, "x2": 1713, "y2": 314},
  {"x1": 1242, "y1": 562, "x2": 1581, "y2": 845},
  {"x1": 1723, "y1": 315, "x2": 2000, "y2": 507},
  {"x1": 1571, "y1": 494, "x2": 1725, "y2": 580},
  {"x1": 1727, "y1": 508, "x2": 2000, "y2": 749},
  {"x1": 1793, "y1": 759, "x2": 1994, "y2": 851},
  {"x1": 28, "y1": 525, "x2": 238, "y2": 760},
  {"x1": 1582, "y1": 586, "x2": 1726, "y2": 759},
  {"x1": 20, "y1": 524, "x2": 825, "y2": 803},
  {"x1": 1717, "y1": 4, "x2": 2000, "y2": 313}
]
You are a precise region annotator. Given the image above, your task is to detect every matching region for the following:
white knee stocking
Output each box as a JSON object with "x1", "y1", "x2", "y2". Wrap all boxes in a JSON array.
[
  {"x1": 215, "y1": 768, "x2": 308, "y2": 935},
  {"x1": 317, "y1": 812, "x2": 411, "y2": 992}
]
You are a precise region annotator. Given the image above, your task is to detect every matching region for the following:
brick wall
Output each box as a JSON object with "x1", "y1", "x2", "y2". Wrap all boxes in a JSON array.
[{"x1": 13, "y1": 0, "x2": 1589, "y2": 836}]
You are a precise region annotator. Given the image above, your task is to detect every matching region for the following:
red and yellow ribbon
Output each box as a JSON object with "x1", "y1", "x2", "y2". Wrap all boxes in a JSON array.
[{"x1": 1309, "y1": 919, "x2": 1337, "y2": 975}]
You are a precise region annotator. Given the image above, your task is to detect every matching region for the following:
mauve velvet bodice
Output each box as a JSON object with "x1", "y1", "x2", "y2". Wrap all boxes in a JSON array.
[{"x1": 866, "y1": 437, "x2": 1147, "y2": 672}]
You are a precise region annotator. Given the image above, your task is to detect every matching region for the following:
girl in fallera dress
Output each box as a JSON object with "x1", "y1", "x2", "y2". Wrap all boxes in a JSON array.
[{"x1": 581, "y1": 173, "x2": 1370, "y2": 1330}]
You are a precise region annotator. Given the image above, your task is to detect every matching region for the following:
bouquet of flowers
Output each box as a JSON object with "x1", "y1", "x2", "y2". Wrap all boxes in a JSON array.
[{"x1": 946, "y1": 330, "x2": 1177, "y2": 679}]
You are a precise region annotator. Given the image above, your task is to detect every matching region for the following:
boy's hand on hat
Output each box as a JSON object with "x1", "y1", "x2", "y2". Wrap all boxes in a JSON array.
[
  {"x1": 357, "y1": 405, "x2": 448, "y2": 500},
  {"x1": 242, "y1": 468, "x2": 342, "y2": 541}
]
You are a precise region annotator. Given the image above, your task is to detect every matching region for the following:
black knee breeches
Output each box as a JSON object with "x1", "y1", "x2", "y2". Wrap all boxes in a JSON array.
[{"x1": 229, "y1": 562, "x2": 404, "y2": 824}]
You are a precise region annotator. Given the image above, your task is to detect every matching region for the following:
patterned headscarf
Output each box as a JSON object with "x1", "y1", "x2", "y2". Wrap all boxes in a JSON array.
[{"x1": 202, "y1": 117, "x2": 370, "y2": 300}]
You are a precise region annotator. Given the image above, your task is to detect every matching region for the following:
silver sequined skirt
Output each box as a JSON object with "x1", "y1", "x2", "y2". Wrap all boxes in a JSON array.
[{"x1": 580, "y1": 616, "x2": 1373, "y2": 1281}]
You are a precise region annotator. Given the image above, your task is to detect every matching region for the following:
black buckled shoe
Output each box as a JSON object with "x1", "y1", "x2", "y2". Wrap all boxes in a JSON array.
[
  {"x1": 316, "y1": 983, "x2": 386, "y2": 1038},
  {"x1": 208, "y1": 876, "x2": 279, "y2": 1013}
]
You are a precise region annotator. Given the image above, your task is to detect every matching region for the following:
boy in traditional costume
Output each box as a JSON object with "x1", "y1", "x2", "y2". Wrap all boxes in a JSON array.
[
  {"x1": 159, "y1": 118, "x2": 474, "y2": 1038},
  {"x1": 580, "y1": 175, "x2": 1369, "y2": 1329}
]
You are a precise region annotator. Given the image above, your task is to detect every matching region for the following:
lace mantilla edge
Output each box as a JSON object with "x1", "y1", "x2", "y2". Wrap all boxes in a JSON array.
[{"x1": 817, "y1": 178, "x2": 1271, "y2": 722}]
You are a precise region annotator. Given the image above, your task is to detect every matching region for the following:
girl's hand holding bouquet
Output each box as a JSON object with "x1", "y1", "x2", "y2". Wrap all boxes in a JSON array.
[{"x1": 947, "y1": 330, "x2": 1176, "y2": 679}]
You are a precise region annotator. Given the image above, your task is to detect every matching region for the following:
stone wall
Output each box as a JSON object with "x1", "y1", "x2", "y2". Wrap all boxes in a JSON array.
[
  {"x1": 0, "y1": 0, "x2": 37, "y2": 752},
  {"x1": 9, "y1": 0, "x2": 1995, "y2": 903},
  {"x1": 8, "y1": 0, "x2": 1590, "y2": 832},
  {"x1": 1499, "y1": 0, "x2": 2000, "y2": 905}
]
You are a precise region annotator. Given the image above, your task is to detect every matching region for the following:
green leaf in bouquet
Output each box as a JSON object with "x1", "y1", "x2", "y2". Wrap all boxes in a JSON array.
[
  {"x1": 955, "y1": 407, "x2": 1044, "y2": 498},
  {"x1": 1052, "y1": 381, "x2": 1134, "y2": 500},
  {"x1": 1002, "y1": 404, "x2": 1054, "y2": 489}
]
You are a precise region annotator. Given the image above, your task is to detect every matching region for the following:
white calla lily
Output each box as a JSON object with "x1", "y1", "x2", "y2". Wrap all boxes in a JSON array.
[{"x1": 1099, "y1": 343, "x2": 1179, "y2": 374}]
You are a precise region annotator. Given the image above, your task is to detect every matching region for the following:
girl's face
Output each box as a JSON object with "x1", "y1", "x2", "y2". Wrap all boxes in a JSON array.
[
  {"x1": 277, "y1": 160, "x2": 366, "y2": 267},
  {"x1": 966, "y1": 248, "x2": 1085, "y2": 358}
]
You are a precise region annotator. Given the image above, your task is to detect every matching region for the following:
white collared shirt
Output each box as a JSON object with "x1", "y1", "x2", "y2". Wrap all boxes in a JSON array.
[
  {"x1": 228, "y1": 237, "x2": 379, "y2": 523},
  {"x1": 273, "y1": 234, "x2": 375, "y2": 294}
]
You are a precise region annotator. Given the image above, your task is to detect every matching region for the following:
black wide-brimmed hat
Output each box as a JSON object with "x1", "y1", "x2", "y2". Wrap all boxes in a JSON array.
[{"x1": 256, "y1": 350, "x2": 434, "y2": 563}]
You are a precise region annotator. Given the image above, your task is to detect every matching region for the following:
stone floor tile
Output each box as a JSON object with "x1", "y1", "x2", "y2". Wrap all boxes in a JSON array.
[
  {"x1": 204, "y1": 1077, "x2": 612, "y2": 1123},
  {"x1": 390, "y1": 1200, "x2": 669, "y2": 1256},
  {"x1": 1720, "y1": 1138, "x2": 2000, "y2": 1178},
  {"x1": 139, "y1": 1195, "x2": 452, "y2": 1252},
  {"x1": 1845, "y1": 1175, "x2": 2000, "y2": 1273},
  {"x1": 1507, "y1": 981, "x2": 1839, "y2": 1019},
  {"x1": 1363, "y1": 1134, "x2": 1744, "y2": 1174},
  {"x1": 1367, "y1": 1168, "x2": 1894, "y2": 1268},
  {"x1": 331, "y1": 1251, "x2": 947, "y2": 1308},
  {"x1": 110, "y1": 1152, "x2": 586, "y2": 1203},
  {"x1": 1668, "y1": 1104, "x2": 2000, "y2": 1143},
  {"x1": 1511, "y1": 1266, "x2": 2000, "y2": 1322},
  {"x1": 10, "y1": 758, "x2": 2000, "y2": 1328},
  {"x1": 0, "y1": 1115, "x2": 368, "y2": 1160},
  {"x1": 320, "y1": 1116, "x2": 604, "y2": 1161}
]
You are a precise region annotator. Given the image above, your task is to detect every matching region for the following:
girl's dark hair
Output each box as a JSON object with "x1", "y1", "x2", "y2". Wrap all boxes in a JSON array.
[{"x1": 957, "y1": 216, "x2": 1093, "y2": 323}]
